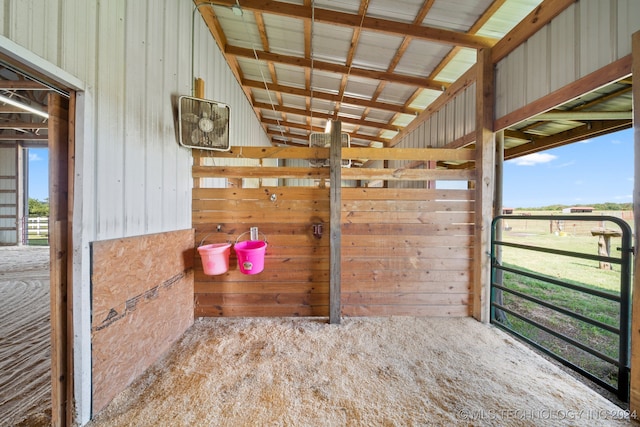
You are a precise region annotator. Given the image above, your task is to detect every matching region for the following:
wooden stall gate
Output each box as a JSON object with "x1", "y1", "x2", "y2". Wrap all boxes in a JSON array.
[{"x1": 192, "y1": 146, "x2": 475, "y2": 317}]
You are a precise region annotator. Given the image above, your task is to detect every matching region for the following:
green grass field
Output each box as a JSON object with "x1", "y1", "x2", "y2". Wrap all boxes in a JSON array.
[{"x1": 494, "y1": 213, "x2": 632, "y2": 390}]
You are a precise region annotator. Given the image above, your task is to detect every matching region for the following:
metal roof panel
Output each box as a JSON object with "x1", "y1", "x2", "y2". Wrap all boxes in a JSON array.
[
  {"x1": 366, "y1": 0, "x2": 426, "y2": 23},
  {"x1": 352, "y1": 30, "x2": 403, "y2": 72},
  {"x1": 395, "y1": 39, "x2": 452, "y2": 76},
  {"x1": 424, "y1": 0, "x2": 494, "y2": 32},
  {"x1": 263, "y1": 14, "x2": 306, "y2": 57}
]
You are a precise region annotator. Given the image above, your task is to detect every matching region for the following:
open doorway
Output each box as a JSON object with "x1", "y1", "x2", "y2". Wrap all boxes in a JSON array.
[
  {"x1": 0, "y1": 59, "x2": 73, "y2": 425},
  {"x1": 493, "y1": 73, "x2": 634, "y2": 405}
]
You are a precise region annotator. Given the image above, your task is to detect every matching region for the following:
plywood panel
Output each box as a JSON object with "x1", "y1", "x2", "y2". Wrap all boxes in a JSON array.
[{"x1": 91, "y1": 229, "x2": 194, "y2": 414}]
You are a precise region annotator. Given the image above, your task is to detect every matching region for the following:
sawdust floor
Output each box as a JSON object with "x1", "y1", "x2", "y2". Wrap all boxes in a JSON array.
[
  {"x1": 0, "y1": 246, "x2": 51, "y2": 427},
  {"x1": 88, "y1": 316, "x2": 633, "y2": 426}
]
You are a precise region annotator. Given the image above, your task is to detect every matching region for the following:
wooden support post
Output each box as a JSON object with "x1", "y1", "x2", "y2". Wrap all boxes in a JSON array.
[
  {"x1": 628, "y1": 28, "x2": 640, "y2": 410},
  {"x1": 473, "y1": 47, "x2": 495, "y2": 322},
  {"x1": 48, "y1": 93, "x2": 70, "y2": 427},
  {"x1": 329, "y1": 121, "x2": 342, "y2": 324},
  {"x1": 193, "y1": 78, "x2": 205, "y2": 189},
  {"x1": 194, "y1": 78, "x2": 205, "y2": 99}
]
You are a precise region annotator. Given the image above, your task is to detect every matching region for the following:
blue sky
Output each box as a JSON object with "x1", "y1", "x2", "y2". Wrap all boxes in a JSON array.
[
  {"x1": 26, "y1": 128, "x2": 634, "y2": 207},
  {"x1": 503, "y1": 128, "x2": 634, "y2": 208},
  {"x1": 28, "y1": 148, "x2": 48, "y2": 201}
]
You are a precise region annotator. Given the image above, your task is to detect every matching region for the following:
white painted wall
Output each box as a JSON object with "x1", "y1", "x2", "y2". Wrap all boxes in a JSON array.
[{"x1": 0, "y1": 1, "x2": 269, "y2": 424}]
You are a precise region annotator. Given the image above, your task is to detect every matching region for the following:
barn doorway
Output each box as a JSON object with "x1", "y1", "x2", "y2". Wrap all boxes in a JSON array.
[
  {"x1": 0, "y1": 56, "x2": 74, "y2": 426},
  {"x1": 491, "y1": 125, "x2": 635, "y2": 406}
]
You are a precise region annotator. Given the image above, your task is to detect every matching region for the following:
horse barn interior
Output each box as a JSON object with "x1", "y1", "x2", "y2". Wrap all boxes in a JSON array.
[{"x1": 0, "y1": 0, "x2": 639, "y2": 425}]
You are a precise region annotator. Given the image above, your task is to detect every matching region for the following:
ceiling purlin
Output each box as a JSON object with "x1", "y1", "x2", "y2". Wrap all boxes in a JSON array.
[
  {"x1": 263, "y1": 117, "x2": 394, "y2": 144},
  {"x1": 253, "y1": 101, "x2": 401, "y2": 133},
  {"x1": 253, "y1": 10, "x2": 288, "y2": 135},
  {"x1": 334, "y1": 0, "x2": 370, "y2": 126},
  {"x1": 242, "y1": 79, "x2": 417, "y2": 115},
  {"x1": 371, "y1": 0, "x2": 437, "y2": 142},
  {"x1": 202, "y1": 0, "x2": 498, "y2": 49},
  {"x1": 197, "y1": 3, "x2": 256, "y2": 111},
  {"x1": 226, "y1": 45, "x2": 448, "y2": 91},
  {"x1": 427, "y1": 0, "x2": 507, "y2": 83},
  {"x1": 303, "y1": 0, "x2": 312, "y2": 128}
]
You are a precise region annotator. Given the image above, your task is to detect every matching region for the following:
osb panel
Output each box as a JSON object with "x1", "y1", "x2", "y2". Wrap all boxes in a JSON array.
[{"x1": 91, "y1": 229, "x2": 194, "y2": 415}]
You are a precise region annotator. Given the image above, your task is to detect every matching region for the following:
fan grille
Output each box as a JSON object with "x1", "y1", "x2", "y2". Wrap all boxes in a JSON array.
[
  {"x1": 309, "y1": 132, "x2": 351, "y2": 167},
  {"x1": 178, "y1": 96, "x2": 230, "y2": 151}
]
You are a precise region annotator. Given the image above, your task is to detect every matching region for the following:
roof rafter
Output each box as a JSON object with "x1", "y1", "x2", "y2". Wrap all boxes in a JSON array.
[
  {"x1": 201, "y1": 0, "x2": 498, "y2": 49},
  {"x1": 254, "y1": 101, "x2": 402, "y2": 134},
  {"x1": 243, "y1": 79, "x2": 417, "y2": 115},
  {"x1": 226, "y1": 45, "x2": 449, "y2": 91}
]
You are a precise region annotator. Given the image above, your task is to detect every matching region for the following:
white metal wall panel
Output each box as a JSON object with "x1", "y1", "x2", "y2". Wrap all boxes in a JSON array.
[
  {"x1": 578, "y1": 0, "x2": 615, "y2": 78},
  {"x1": 393, "y1": 82, "x2": 475, "y2": 151},
  {"x1": 465, "y1": 84, "x2": 475, "y2": 137},
  {"x1": 1, "y1": 2, "x2": 271, "y2": 423},
  {"x1": 445, "y1": 101, "x2": 455, "y2": 144},
  {"x1": 549, "y1": 7, "x2": 576, "y2": 93},
  {"x1": 617, "y1": 0, "x2": 640, "y2": 59},
  {"x1": 496, "y1": 0, "x2": 640, "y2": 122},
  {"x1": 0, "y1": 146, "x2": 17, "y2": 244},
  {"x1": 525, "y1": 29, "x2": 549, "y2": 105},
  {"x1": 2, "y1": 0, "x2": 61, "y2": 65},
  {"x1": 123, "y1": 0, "x2": 148, "y2": 236},
  {"x1": 94, "y1": 0, "x2": 126, "y2": 238}
]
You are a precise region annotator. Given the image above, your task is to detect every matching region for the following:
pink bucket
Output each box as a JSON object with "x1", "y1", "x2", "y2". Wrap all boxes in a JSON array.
[
  {"x1": 198, "y1": 243, "x2": 231, "y2": 275},
  {"x1": 234, "y1": 240, "x2": 267, "y2": 274}
]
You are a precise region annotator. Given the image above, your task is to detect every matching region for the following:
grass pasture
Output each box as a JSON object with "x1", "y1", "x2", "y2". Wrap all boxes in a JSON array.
[{"x1": 493, "y1": 212, "x2": 633, "y2": 393}]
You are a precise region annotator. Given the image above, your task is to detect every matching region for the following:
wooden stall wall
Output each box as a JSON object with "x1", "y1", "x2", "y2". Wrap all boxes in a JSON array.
[
  {"x1": 341, "y1": 148, "x2": 475, "y2": 317},
  {"x1": 341, "y1": 187, "x2": 474, "y2": 316},
  {"x1": 193, "y1": 146, "x2": 475, "y2": 318},
  {"x1": 193, "y1": 147, "x2": 331, "y2": 317},
  {"x1": 90, "y1": 229, "x2": 194, "y2": 415},
  {"x1": 193, "y1": 185, "x2": 330, "y2": 317}
]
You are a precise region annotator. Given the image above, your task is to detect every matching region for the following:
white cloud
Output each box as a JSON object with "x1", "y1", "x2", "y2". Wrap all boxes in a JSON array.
[
  {"x1": 578, "y1": 139, "x2": 590, "y2": 144},
  {"x1": 510, "y1": 153, "x2": 557, "y2": 166},
  {"x1": 614, "y1": 195, "x2": 632, "y2": 200},
  {"x1": 555, "y1": 161, "x2": 575, "y2": 168},
  {"x1": 29, "y1": 153, "x2": 43, "y2": 162},
  {"x1": 611, "y1": 139, "x2": 623, "y2": 145}
]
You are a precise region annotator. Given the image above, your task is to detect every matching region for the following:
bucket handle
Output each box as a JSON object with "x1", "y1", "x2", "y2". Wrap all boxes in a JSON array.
[
  {"x1": 235, "y1": 230, "x2": 268, "y2": 244},
  {"x1": 199, "y1": 233, "x2": 232, "y2": 248}
]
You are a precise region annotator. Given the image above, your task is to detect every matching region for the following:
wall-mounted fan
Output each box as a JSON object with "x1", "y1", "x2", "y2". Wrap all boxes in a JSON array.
[
  {"x1": 309, "y1": 132, "x2": 351, "y2": 168},
  {"x1": 178, "y1": 95, "x2": 230, "y2": 151}
]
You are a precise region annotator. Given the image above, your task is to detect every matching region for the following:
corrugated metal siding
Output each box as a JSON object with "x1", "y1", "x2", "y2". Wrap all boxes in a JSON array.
[
  {"x1": 0, "y1": 146, "x2": 17, "y2": 244},
  {"x1": 495, "y1": 0, "x2": 640, "y2": 121},
  {"x1": 390, "y1": 83, "x2": 475, "y2": 189},
  {"x1": 1, "y1": 0, "x2": 270, "y2": 241}
]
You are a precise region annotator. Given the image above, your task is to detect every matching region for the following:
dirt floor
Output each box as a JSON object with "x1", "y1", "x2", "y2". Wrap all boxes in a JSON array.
[
  {"x1": 0, "y1": 246, "x2": 51, "y2": 426},
  {"x1": 88, "y1": 316, "x2": 633, "y2": 427}
]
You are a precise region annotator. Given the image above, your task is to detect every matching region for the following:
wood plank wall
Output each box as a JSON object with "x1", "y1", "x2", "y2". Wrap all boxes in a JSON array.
[
  {"x1": 193, "y1": 146, "x2": 475, "y2": 318},
  {"x1": 342, "y1": 187, "x2": 474, "y2": 316}
]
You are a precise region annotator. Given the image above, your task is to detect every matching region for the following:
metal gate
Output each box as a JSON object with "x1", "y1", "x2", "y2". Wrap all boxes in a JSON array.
[{"x1": 490, "y1": 215, "x2": 632, "y2": 402}]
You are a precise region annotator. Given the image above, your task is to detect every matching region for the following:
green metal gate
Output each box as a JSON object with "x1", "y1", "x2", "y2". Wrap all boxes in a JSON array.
[{"x1": 490, "y1": 215, "x2": 632, "y2": 402}]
